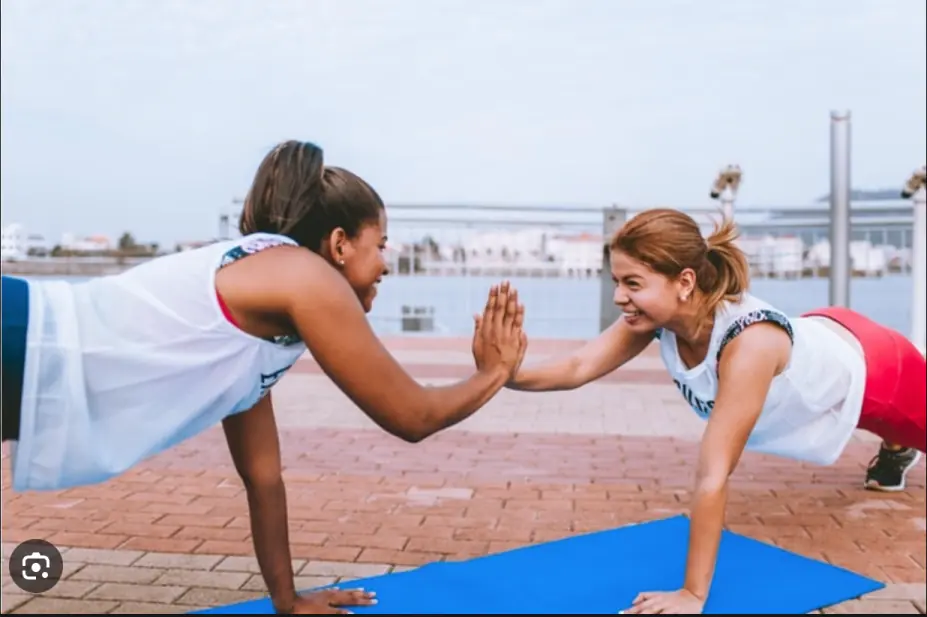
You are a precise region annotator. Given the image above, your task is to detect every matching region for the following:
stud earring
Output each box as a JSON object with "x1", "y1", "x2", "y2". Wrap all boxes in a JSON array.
[{"x1": 338, "y1": 259, "x2": 345, "y2": 266}]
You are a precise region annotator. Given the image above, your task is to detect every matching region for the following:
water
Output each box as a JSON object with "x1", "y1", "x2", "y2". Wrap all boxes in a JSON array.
[
  {"x1": 25, "y1": 273, "x2": 915, "y2": 340},
  {"x1": 367, "y1": 274, "x2": 914, "y2": 339}
]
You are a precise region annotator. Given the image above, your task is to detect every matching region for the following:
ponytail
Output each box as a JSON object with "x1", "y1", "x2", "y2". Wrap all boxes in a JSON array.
[
  {"x1": 699, "y1": 215, "x2": 750, "y2": 318},
  {"x1": 610, "y1": 207, "x2": 752, "y2": 323}
]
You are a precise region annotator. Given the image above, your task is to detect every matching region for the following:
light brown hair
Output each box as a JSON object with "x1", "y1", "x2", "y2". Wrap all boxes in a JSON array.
[{"x1": 610, "y1": 208, "x2": 750, "y2": 319}]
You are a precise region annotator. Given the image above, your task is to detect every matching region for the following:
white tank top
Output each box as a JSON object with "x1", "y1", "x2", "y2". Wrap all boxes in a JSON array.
[
  {"x1": 12, "y1": 233, "x2": 307, "y2": 491},
  {"x1": 657, "y1": 292, "x2": 866, "y2": 465}
]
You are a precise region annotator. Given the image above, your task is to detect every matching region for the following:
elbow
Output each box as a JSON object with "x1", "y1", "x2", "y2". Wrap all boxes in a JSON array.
[
  {"x1": 561, "y1": 356, "x2": 584, "y2": 390},
  {"x1": 393, "y1": 420, "x2": 433, "y2": 444},
  {"x1": 401, "y1": 404, "x2": 440, "y2": 444},
  {"x1": 399, "y1": 429, "x2": 428, "y2": 444},
  {"x1": 694, "y1": 472, "x2": 729, "y2": 497},
  {"x1": 383, "y1": 397, "x2": 437, "y2": 444}
]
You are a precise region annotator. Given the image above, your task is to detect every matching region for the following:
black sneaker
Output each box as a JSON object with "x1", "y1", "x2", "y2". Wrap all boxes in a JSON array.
[{"x1": 864, "y1": 446, "x2": 923, "y2": 492}]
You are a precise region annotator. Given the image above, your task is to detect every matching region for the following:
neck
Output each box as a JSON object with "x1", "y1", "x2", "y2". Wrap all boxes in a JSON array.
[{"x1": 667, "y1": 301, "x2": 714, "y2": 348}]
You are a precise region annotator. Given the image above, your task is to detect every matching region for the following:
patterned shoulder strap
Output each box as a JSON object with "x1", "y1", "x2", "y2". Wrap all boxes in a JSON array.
[
  {"x1": 219, "y1": 234, "x2": 298, "y2": 269},
  {"x1": 715, "y1": 308, "x2": 794, "y2": 363},
  {"x1": 218, "y1": 234, "x2": 302, "y2": 347}
]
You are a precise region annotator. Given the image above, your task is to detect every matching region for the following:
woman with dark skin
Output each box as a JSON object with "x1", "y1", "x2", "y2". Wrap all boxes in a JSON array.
[{"x1": 1, "y1": 140, "x2": 528, "y2": 614}]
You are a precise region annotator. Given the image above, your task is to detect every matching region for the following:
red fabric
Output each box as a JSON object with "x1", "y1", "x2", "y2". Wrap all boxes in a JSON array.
[
  {"x1": 216, "y1": 291, "x2": 241, "y2": 329},
  {"x1": 802, "y1": 306, "x2": 926, "y2": 452}
]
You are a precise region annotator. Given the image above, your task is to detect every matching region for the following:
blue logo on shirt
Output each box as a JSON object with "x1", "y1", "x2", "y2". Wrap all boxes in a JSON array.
[
  {"x1": 259, "y1": 363, "x2": 295, "y2": 398},
  {"x1": 673, "y1": 379, "x2": 714, "y2": 419}
]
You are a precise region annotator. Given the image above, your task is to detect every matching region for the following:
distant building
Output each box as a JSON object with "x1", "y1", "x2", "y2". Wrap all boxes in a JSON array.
[
  {"x1": 460, "y1": 228, "x2": 603, "y2": 274},
  {"x1": 1, "y1": 223, "x2": 50, "y2": 260},
  {"x1": 1, "y1": 223, "x2": 26, "y2": 260},
  {"x1": 547, "y1": 232, "x2": 604, "y2": 275},
  {"x1": 60, "y1": 233, "x2": 112, "y2": 253},
  {"x1": 757, "y1": 198, "x2": 913, "y2": 249}
]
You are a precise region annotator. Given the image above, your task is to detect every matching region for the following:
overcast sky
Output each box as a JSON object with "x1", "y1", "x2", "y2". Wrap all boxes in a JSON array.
[{"x1": 2, "y1": 0, "x2": 925, "y2": 245}]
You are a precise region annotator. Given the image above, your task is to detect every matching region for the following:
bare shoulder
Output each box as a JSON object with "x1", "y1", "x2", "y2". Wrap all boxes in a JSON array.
[
  {"x1": 215, "y1": 244, "x2": 362, "y2": 333},
  {"x1": 720, "y1": 320, "x2": 792, "y2": 374},
  {"x1": 221, "y1": 243, "x2": 327, "y2": 280}
]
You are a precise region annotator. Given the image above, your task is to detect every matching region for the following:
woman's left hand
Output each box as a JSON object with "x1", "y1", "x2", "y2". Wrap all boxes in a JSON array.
[{"x1": 622, "y1": 589, "x2": 705, "y2": 614}]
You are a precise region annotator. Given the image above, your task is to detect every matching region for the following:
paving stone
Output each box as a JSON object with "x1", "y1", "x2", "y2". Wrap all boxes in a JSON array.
[{"x1": 86, "y1": 582, "x2": 188, "y2": 603}]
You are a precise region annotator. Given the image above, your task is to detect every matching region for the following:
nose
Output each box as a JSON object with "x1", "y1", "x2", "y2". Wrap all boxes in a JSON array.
[{"x1": 613, "y1": 285, "x2": 629, "y2": 306}]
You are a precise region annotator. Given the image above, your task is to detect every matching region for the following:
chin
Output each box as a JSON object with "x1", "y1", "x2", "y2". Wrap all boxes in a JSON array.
[
  {"x1": 361, "y1": 291, "x2": 377, "y2": 314},
  {"x1": 622, "y1": 312, "x2": 656, "y2": 331},
  {"x1": 352, "y1": 285, "x2": 378, "y2": 314}
]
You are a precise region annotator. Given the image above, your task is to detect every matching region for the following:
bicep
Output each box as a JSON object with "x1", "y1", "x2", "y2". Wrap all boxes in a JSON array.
[
  {"x1": 573, "y1": 319, "x2": 655, "y2": 384},
  {"x1": 223, "y1": 392, "x2": 282, "y2": 487},
  {"x1": 697, "y1": 323, "x2": 792, "y2": 481}
]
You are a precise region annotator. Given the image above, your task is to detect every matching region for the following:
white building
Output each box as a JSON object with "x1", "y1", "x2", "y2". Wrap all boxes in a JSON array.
[
  {"x1": 462, "y1": 227, "x2": 558, "y2": 263},
  {"x1": 459, "y1": 227, "x2": 603, "y2": 274},
  {"x1": 1, "y1": 223, "x2": 25, "y2": 260},
  {"x1": 546, "y1": 232, "x2": 603, "y2": 276},
  {"x1": 1, "y1": 224, "x2": 49, "y2": 260},
  {"x1": 60, "y1": 233, "x2": 112, "y2": 253}
]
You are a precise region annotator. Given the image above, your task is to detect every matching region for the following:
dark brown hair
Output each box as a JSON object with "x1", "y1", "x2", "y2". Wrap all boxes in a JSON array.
[
  {"x1": 239, "y1": 140, "x2": 384, "y2": 251},
  {"x1": 610, "y1": 208, "x2": 750, "y2": 318}
]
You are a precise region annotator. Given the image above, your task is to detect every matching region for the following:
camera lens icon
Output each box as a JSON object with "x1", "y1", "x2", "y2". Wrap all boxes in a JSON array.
[
  {"x1": 23, "y1": 552, "x2": 51, "y2": 580},
  {"x1": 8, "y1": 539, "x2": 63, "y2": 594}
]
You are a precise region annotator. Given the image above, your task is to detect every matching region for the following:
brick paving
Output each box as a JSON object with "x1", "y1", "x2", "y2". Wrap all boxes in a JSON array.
[{"x1": 1, "y1": 337, "x2": 924, "y2": 614}]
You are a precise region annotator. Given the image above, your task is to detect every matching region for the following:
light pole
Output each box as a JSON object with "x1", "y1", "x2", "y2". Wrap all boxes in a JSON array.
[
  {"x1": 902, "y1": 165, "x2": 926, "y2": 354},
  {"x1": 828, "y1": 111, "x2": 853, "y2": 309}
]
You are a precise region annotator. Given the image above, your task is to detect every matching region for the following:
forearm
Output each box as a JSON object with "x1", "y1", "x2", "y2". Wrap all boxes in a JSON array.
[
  {"x1": 245, "y1": 480, "x2": 297, "y2": 613},
  {"x1": 416, "y1": 366, "x2": 509, "y2": 439},
  {"x1": 507, "y1": 356, "x2": 581, "y2": 392},
  {"x1": 683, "y1": 479, "x2": 728, "y2": 601}
]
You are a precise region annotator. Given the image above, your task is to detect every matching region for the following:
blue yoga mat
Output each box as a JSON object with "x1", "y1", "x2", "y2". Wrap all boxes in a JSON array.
[{"x1": 192, "y1": 515, "x2": 882, "y2": 614}]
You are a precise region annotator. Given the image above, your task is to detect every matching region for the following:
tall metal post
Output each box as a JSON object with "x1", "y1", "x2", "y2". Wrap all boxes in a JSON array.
[
  {"x1": 720, "y1": 190, "x2": 735, "y2": 220},
  {"x1": 218, "y1": 214, "x2": 230, "y2": 241},
  {"x1": 910, "y1": 185, "x2": 926, "y2": 354},
  {"x1": 599, "y1": 206, "x2": 628, "y2": 332},
  {"x1": 829, "y1": 111, "x2": 852, "y2": 308}
]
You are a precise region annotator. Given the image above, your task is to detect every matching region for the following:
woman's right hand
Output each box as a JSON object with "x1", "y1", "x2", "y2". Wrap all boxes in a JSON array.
[{"x1": 472, "y1": 281, "x2": 527, "y2": 377}]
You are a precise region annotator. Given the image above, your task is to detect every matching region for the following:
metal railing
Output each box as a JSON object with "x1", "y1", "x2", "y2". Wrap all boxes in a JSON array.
[{"x1": 367, "y1": 202, "x2": 917, "y2": 340}]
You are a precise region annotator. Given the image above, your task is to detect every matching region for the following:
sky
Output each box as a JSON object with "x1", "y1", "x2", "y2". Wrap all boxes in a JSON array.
[{"x1": 1, "y1": 0, "x2": 925, "y2": 247}]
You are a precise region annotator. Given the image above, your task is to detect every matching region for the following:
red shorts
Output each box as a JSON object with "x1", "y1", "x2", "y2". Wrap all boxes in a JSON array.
[{"x1": 802, "y1": 307, "x2": 926, "y2": 452}]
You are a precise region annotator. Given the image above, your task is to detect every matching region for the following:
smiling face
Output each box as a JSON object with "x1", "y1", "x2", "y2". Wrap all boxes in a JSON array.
[
  {"x1": 330, "y1": 209, "x2": 389, "y2": 313},
  {"x1": 609, "y1": 249, "x2": 692, "y2": 331}
]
